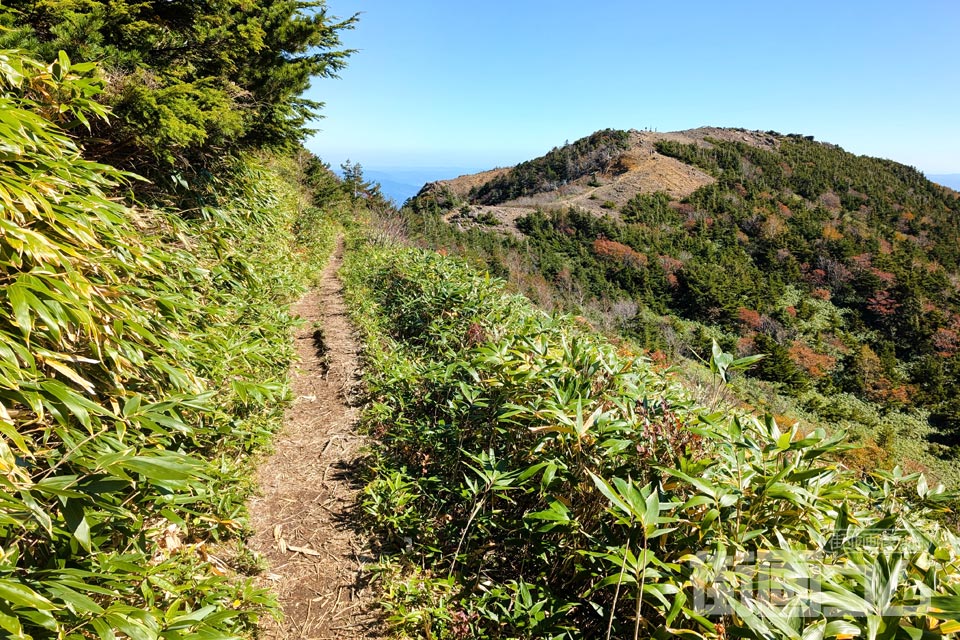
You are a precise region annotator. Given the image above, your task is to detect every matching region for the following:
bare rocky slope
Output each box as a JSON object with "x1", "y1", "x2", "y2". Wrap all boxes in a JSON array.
[{"x1": 414, "y1": 127, "x2": 783, "y2": 232}]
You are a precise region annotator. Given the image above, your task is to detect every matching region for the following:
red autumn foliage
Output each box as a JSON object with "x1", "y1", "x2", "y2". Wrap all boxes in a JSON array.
[
  {"x1": 787, "y1": 341, "x2": 837, "y2": 378},
  {"x1": 736, "y1": 335, "x2": 756, "y2": 356},
  {"x1": 464, "y1": 322, "x2": 486, "y2": 347},
  {"x1": 870, "y1": 380, "x2": 913, "y2": 406},
  {"x1": 933, "y1": 327, "x2": 960, "y2": 358},
  {"x1": 737, "y1": 307, "x2": 763, "y2": 331},
  {"x1": 870, "y1": 268, "x2": 896, "y2": 285},
  {"x1": 811, "y1": 288, "x2": 831, "y2": 300},
  {"x1": 817, "y1": 257, "x2": 853, "y2": 287},
  {"x1": 593, "y1": 238, "x2": 648, "y2": 268},
  {"x1": 659, "y1": 255, "x2": 683, "y2": 273},
  {"x1": 867, "y1": 289, "x2": 900, "y2": 317},
  {"x1": 854, "y1": 345, "x2": 912, "y2": 406},
  {"x1": 851, "y1": 253, "x2": 873, "y2": 269},
  {"x1": 648, "y1": 350, "x2": 669, "y2": 367}
]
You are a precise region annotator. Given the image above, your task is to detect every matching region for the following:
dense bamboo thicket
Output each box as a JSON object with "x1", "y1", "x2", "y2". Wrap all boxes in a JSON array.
[{"x1": 0, "y1": 49, "x2": 339, "y2": 638}]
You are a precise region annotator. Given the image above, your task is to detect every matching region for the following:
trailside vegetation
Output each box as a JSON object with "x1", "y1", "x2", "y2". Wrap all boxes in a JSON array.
[
  {"x1": 0, "y1": 48, "x2": 342, "y2": 637},
  {"x1": 344, "y1": 235, "x2": 960, "y2": 640}
]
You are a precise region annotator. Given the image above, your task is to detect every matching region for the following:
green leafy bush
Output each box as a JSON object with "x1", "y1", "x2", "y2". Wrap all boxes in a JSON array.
[{"x1": 345, "y1": 239, "x2": 960, "y2": 640}]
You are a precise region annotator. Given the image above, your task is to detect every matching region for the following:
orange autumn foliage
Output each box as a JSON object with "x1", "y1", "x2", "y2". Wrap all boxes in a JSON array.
[
  {"x1": 593, "y1": 238, "x2": 648, "y2": 268},
  {"x1": 788, "y1": 341, "x2": 837, "y2": 378}
]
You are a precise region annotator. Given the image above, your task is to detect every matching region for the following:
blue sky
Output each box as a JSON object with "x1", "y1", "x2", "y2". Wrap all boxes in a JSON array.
[{"x1": 305, "y1": 1, "x2": 959, "y2": 175}]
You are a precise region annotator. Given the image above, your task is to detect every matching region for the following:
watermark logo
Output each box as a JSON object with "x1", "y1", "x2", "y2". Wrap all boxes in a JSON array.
[{"x1": 689, "y1": 530, "x2": 930, "y2": 618}]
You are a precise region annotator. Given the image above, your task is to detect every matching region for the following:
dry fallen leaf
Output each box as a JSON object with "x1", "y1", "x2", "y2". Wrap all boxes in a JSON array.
[
  {"x1": 287, "y1": 544, "x2": 321, "y2": 557},
  {"x1": 162, "y1": 524, "x2": 182, "y2": 553}
]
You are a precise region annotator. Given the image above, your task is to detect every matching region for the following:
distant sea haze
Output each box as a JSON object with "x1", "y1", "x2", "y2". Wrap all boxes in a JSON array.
[{"x1": 362, "y1": 167, "x2": 486, "y2": 205}]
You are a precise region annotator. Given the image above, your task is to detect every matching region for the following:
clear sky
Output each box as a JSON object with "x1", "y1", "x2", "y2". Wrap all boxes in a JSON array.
[{"x1": 305, "y1": 0, "x2": 959, "y2": 175}]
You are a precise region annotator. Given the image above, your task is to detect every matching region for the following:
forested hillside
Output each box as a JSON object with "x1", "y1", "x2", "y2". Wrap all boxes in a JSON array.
[
  {"x1": 471, "y1": 129, "x2": 631, "y2": 204},
  {"x1": 344, "y1": 232, "x2": 960, "y2": 639},
  {"x1": 404, "y1": 129, "x2": 960, "y2": 483}
]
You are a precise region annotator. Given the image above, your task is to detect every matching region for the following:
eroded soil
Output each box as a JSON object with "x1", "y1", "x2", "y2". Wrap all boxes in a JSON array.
[{"x1": 248, "y1": 240, "x2": 382, "y2": 639}]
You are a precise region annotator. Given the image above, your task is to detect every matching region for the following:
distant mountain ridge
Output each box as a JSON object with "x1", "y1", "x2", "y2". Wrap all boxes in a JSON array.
[
  {"x1": 406, "y1": 126, "x2": 960, "y2": 461},
  {"x1": 363, "y1": 167, "x2": 488, "y2": 205},
  {"x1": 414, "y1": 127, "x2": 789, "y2": 224}
]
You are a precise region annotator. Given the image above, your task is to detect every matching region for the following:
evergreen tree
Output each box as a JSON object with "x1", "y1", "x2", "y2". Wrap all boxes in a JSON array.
[
  {"x1": 340, "y1": 159, "x2": 367, "y2": 203},
  {"x1": 750, "y1": 333, "x2": 809, "y2": 391},
  {"x1": 0, "y1": 0, "x2": 357, "y2": 173}
]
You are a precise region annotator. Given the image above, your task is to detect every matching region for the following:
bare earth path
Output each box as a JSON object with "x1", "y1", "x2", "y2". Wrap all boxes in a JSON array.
[{"x1": 248, "y1": 239, "x2": 382, "y2": 639}]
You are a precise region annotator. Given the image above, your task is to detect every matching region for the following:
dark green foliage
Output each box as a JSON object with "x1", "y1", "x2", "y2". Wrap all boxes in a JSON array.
[
  {"x1": 304, "y1": 153, "x2": 349, "y2": 206},
  {"x1": 621, "y1": 190, "x2": 675, "y2": 225},
  {"x1": 751, "y1": 332, "x2": 809, "y2": 390},
  {"x1": 654, "y1": 139, "x2": 728, "y2": 175},
  {"x1": 474, "y1": 209, "x2": 498, "y2": 225},
  {"x1": 471, "y1": 129, "x2": 630, "y2": 204},
  {"x1": 340, "y1": 159, "x2": 370, "y2": 204},
  {"x1": 339, "y1": 158, "x2": 390, "y2": 209},
  {"x1": 1, "y1": 0, "x2": 356, "y2": 172}
]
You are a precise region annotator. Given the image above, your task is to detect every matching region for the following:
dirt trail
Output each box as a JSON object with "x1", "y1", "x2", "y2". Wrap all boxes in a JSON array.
[{"x1": 248, "y1": 239, "x2": 382, "y2": 639}]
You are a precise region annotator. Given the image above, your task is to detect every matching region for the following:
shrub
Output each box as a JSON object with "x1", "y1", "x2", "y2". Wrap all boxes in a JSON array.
[{"x1": 345, "y1": 239, "x2": 960, "y2": 640}]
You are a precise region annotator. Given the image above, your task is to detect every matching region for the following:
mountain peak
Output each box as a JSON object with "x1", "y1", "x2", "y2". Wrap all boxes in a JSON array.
[{"x1": 414, "y1": 127, "x2": 801, "y2": 225}]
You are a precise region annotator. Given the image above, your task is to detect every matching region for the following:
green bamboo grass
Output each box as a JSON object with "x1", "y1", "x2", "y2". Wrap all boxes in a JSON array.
[
  {"x1": 344, "y1": 238, "x2": 960, "y2": 640},
  {"x1": 0, "y1": 49, "x2": 338, "y2": 638}
]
